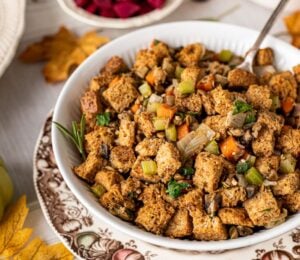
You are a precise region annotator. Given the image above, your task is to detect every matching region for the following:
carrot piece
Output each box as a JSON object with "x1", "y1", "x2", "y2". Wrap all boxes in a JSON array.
[
  {"x1": 177, "y1": 123, "x2": 189, "y2": 140},
  {"x1": 146, "y1": 70, "x2": 155, "y2": 86},
  {"x1": 196, "y1": 74, "x2": 214, "y2": 91},
  {"x1": 282, "y1": 97, "x2": 295, "y2": 114},
  {"x1": 157, "y1": 104, "x2": 176, "y2": 119},
  {"x1": 131, "y1": 103, "x2": 140, "y2": 114},
  {"x1": 220, "y1": 136, "x2": 245, "y2": 161}
]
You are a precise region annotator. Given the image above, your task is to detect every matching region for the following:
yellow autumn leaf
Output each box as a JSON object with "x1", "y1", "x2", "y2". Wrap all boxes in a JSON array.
[{"x1": 0, "y1": 196, "x2": 29, "y2": 255}]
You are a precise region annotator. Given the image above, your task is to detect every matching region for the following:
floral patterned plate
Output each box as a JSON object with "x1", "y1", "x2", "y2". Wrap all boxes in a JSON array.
[{"x1": 33, "y1": 112, "x2": 300, "y2": 260}]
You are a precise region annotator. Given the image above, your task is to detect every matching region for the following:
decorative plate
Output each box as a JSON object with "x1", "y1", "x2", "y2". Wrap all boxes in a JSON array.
[
  {"x1": 33, "y1": 112, "x2": 300, "y2": 260},
  {"x1": 56, "y1": 0, "x2": 183, "y2": 29},
  {"x1": 0, "y1": 0, "x2": 25, "y2": 78}
]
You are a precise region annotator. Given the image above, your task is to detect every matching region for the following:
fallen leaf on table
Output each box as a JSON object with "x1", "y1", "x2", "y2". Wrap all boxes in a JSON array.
[
  {"x1": 0, "y1": 195, "x2": 74, "y2": 259},
  {"x1": 284, "y1": 10, "x2": 300, "y2": 48},
  {"x1": 20, "y1": 26, "x2": 109, "y2": 83}
]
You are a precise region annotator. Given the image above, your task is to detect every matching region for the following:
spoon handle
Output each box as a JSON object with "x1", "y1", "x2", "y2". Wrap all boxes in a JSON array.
[{"x1": 250, "y1": 0, "x2": 289, "y2": 52}]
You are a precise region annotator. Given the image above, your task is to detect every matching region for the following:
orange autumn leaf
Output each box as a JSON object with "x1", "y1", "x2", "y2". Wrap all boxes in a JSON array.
[{"x1": 20, "y1": 26, "x2": 109, "y2": 83}]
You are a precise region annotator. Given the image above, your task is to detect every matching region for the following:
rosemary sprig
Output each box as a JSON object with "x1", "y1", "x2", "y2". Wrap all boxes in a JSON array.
[{"x1": 53, "y1": 114, "x2": 86, "y2": 160}]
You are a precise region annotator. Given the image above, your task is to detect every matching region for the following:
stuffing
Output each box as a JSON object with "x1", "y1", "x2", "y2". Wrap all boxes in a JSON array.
[
  {"x1": 120, "y1": 177, "x2": 143, "y2": 199},
  {"x1": 283, "y1": 191, "x2": 300, "y2": 213},
  {"x1": 269, "y1": 71, "x2": 297, "y2": 100},
  {"x1": 255, "y1": 155, "x2": 280, "y2": 181},
  {"x1": 272, "y1": 172, "x2": 299, "y2": 196},
  {"x1": 101, "y1": 56, "x2": 128, "y2": 75},
  {"x1": 81, "y1": 90, "x2": 102, "y2": 116},
  {"x1": 278, "y1": 127, "x2": 300, "y2": 157},
  {"x1": 208, "y1": 61, "x2": 231, "y2": 76},
  {"x1": 135, "y1": 112, "x2": 156, "y2": 138},
  {"x1": 203, "y1": 115, "x2": 227, "y2": 140},
  {"x1": 211, "y1": 86, "x2": 235, "y2": 115},
  {"x1": 156, "y1": 142, "x2": 181, "y2": 183},
  {"x1": 138, "y1": 183, "x2": 165, "y2": 203},
  {"x1": 174, "y1": 90, "x2": 203, "y2": 112},
  {"x1": 193, "y1": 152, "x2": 223, "y2": 193},
  {"x1": 131, "y1": 156, "x2": 161, "y2": 183},
  {"x1": 135, "y1": 198, "x2": 175, "y2": 234},
  {"x1": 165, "y1": 209, "x2": 193, "y2": 238},
  {"x1": 246, "y1": 84, "x2": 273, "y2": 110},
  {"x1": 218, "y1": 208, "x2": 254, "y2": 227},
  {"x1": 220, "y1": 187, "x2": 247, "y2": 207},
  {"x1": 181, "y1": 67, "x2": 204, "y2": 83},
  {"x1": 189, "y1": 207, "x2": 228, "y2": 240},
  {"x1": 293, "y1": 64, "x2": 300, "y2": 83},
  {"x1": 84, "y1": 126, "x2": 115, "y2": 153},
  {"x1": 151, "y1": 40, "x2": 171, "y2": 62},
  {"x1": 227, "y1": 68, "x2": 257, "y2": 88},
  {"x1": 147, "y1": 66, "x2": 167, "y2": 92},
  {"x1": 110, "y1": 146, "x2": 136, "y2": 173},
  {"x1": 118, "y1": 112, "x2": 135, "y2": 147},
  {"x1": 198, "y1": 90, "x2": 216, "y2": 115},
  {"x1": 88, "y1": 73, "x2": 114, "y2": 92},
  {"x1": 100, "y1": 184, "x2": 135, "y2": 221},
  {"x1": 134, "y1": 49, "x2": 159, "y2": 78},
  {"x1": 252, "y1": 128, "x2": 275, "y2": 157},
  {"x1": 255, "y1": 48, "x2": 274, "y2": 66},
  {"x1": 102, "y1": 75, "x2": 139, "y2": 112},
  {"x1": 176, "y1": 43, "x2": 205, "y2": 67},
  {"x1": 94, "y1": 167, "x2": 124, "y2": 191},
  {"x1": 244, "y1": 187, "x2": 281, "y2": 226},
  {"x1": 178, "y1": 189, "x2": 204, "y2": 209},
  {"x1": 74, "y1": 150, "x2": 105, "y2": 183},
  {"x1": 162, "y1": 57, "x2": 175, "y2": 78},
  {"x1": 135, "y1": 138, "x2": 163, "y2": 157}
]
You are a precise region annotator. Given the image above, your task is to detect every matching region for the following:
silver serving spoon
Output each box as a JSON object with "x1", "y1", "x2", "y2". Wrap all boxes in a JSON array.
[{"x1": 238, "y1": 0, "x2": 290, "y2": 72}]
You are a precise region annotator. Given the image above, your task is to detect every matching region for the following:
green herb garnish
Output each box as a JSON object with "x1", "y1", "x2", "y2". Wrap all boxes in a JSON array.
[
  {"x1": 244, "y1": 112, "x2": 256, "y2": 124},
  {"x1": 96, "y1": 112, "x2": 110, "y2": 126},
  {"x1": 236, "y1": 160, "x2": 251, "y2": 174},
  {"x1": 232, "y1": 100, "x2": 253, "y2": 115},
  {"x1": 179, "y1": 167, "x2": 195, "y2": 176},
  {"x1": 53, "y1": 114, "x2": 86, "y2": 160},
  {"x1": 166, "y1": 180, "x2": 190, "y2": 199}
]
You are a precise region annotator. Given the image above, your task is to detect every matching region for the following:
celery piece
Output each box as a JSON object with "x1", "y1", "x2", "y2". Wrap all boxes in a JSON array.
[
  {"x1": 166, "y1": 124, "x2": 177, "y2": 142},
  {"x1": 245, "y1": 167, "x2": 264, "y2": 185},
  {"x1": 247, "y1": 155, "x2": 256, "y2": 166},
  {"x1": 204, "y1": 140, "x2": 220, "y2": 155},
  {"x1": 271, "y1": 95, "x2": 280, "y2": 111},
  {"x1": 147, "y1": 102, "x2": 161, "y2": 113},
  {"x1": 175, "y1": 65, "x2": 184, "y2": 79},
  {"x1": 177, "y1": 80, "x2": 195, "y2": 95},
  {"x1": 141, "y1": 160, "x2": 157, "y2": 176},
  {"x1": 153, "y1": 117, "x2": 168, "y2": 131},
  {"x1": 91, "y1": 184, "x2": 106, "y2": 198},
  {"x1": 219, "y1": 49, "x2": 233, "y2": 63},
  {"x1": 280, "y1": 154, "x2": 297, "y2": 174},
  {"x1": 139, "y1": 82, "x2": 152, "y2": 98}
]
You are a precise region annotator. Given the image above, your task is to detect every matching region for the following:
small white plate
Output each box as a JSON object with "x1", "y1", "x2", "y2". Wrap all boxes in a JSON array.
[
  {"x1": 0, "y1": 0, "x2": 25, "y2": 77},
  {"x1": 56, "y1": 0, "x2": 183, "y2": 29}
]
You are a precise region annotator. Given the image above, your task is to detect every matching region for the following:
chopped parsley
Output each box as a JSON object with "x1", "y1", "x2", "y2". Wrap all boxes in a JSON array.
[
  {"x1": 232, "y1": 100, "x2": 253, "y2": 115},
  {"x1": 236, "y1": 160, "x2": 251, "y2": 174},
  {"x1": 96, "y1": 112, "x2": 110, "y2": 126},
  {"x1": 179, "y1": 167, "x2": 195, "y2": 176},
  {"x1": 166, "y1": 180, "x2": 190, "y2": 199},
  {"x1": 244, "y1": 112, "x2": 256, "y2": 124}
]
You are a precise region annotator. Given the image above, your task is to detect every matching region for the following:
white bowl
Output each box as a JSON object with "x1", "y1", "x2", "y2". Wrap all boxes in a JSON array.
[
  {"x1": 56, "y1": 0, "x2": 183, "y2": 29},
  {"x1": 52, "y1": 21, "x2": 300, "y2": 252}
]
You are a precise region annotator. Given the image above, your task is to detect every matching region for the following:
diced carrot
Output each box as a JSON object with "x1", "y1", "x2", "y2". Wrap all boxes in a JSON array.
[
  {"x1": 146, "y1": 70, "x2": 155, "y2": 86},
  {"x1": 196, "y1": 74, "x2": 214, "y2": 91},
  {"x1": 220, "y1": 136, "x2": 245, "y2": 161},
  {"x1": 157, "y1": 104, "x2": 176, "y2": 119},
  {"x1": 131, "y1": 103, "x2": 140, "y2": 114},
  {"x1": 177, "y1": 123, "x2": 189, "y2": 140},
  {"x1": 282, "y1": 97, "x2": 295, "y2": 114}
]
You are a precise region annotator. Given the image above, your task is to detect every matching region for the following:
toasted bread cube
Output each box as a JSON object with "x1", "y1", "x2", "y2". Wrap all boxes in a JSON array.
[
  {"x1": 118, "y1": 113, "x2": 136, "y2": 147},
  {"x1": 255, "y1": 155, "x2": 280, "y2": 181},
  {"x1": 110, "y1": 146, "x2": 136, "y2": 173},
  {"x1": 135, "y1": 138, "x2": 164, "y2": 157},
  {"x1": 203, "y1": 115, "x2": 227, "y2": 140},
  {"x1": 88, "y1": 72, "x2": 114, "y2": 92},
  {"x1": 218, "y1": 208, "x2": 254, "y2": 227},
  {"x1": 193, "y1": 152, "x2": 223, "y2": 193},
  {"x1": 120, "y1": 177, "x2": 143, "y2": 199},
  {"x1": 198, "y1": 90, "x2": 216, "y2": 115},
  {"x1": 278, "y1": 127, "x2": 300, "y2": 158},
  {"x1": 131, "y1": 156, "x2": 160, "y2": 183},
  {"x1": 81, "y1": 90, "x2": 102, "y2": 116},
  {"x1": 176, "y1": 43, "x2": 205, "y2": 67},
  {"x1": 246, "y1": 84, "x2": 272, "y2": 110},
  {"x1": 210, "y1": 86, "x2": 235, "y2": 116},
  {"x1": 165, "y1": 209, "x2": 193, "y2": 238},
  {"x1": 94, "y1": 167, "x2": 124, "y2": 191},
  {"x1": 220, "y1": 187, "x2": 247, "y2": 208},
  {"x1": 283, "y1": 191, "x2": 300, "y2": 213},
  {"x1": 269, "y1": 71, "x2": 297, "y2": 100},
  {"x1": 101, "y1": 56, "x2": 128, "y2": 75},
  {"x1": 174, "y1": 90, "x2": 202, "y2": 113},
  {"x1": 135, "y1": 112, "x2": 156, "y2": 138},
  {"x1": 227, "y1": 68, "x2": 257, "y2": 88},
  {"x1": 252, "y1": 128, "x2": 275, "y2": 157},
  {"x1": 255, "y1": 48, "x2": 274, "y2": 66},
  {"x1": 178, "y1": 189, "x2": 204, "y2": 209},
  {"x1": 103, "y1": 75, "x2": 138, "y2": 112},
  {"x1": 244, "y1": 187, "x2": 281, "y2": 226},
  {"x1": 272, "y1": 172, "x2": 299, "y2": 196}
]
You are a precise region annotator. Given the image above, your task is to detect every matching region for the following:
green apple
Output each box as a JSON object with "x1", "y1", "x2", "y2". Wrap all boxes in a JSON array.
[{"x1": 0, "y1": 157, "x2": 13, "y2": 207}]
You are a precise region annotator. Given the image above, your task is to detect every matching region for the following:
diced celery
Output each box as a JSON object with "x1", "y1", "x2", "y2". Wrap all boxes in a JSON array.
[
  {"x1": 153, "y1": 117, "x2": 168, "y2": 131},
  {"x1": 219, "y1": 50, "x2": 233, "y2": 63},
  {"x1": 91, "y1": 184, "x2": 106, "y2": 197},
  {"x1": 139, "y1": 82, "x2": 152, "y2": 98},
  {"x1": 141, "y1": 160, "x2": 157, "y2": 176},
  {"x1": 166, "y1": 124, "x2": 177, "y2": 142},
  {"x1": 147, "y1": 102, "x2": 161, "y2": 113},
  {"x1": 280, "y1": 154, "x2": 297, "y2": 174},
  {"x1": 271, "y1": 95, "x2": 280, "y2": 111},
  {"x1": 245, "y1": 167, "x2": 264, "y2": 185},
  {"x1": 175, "y1": 65, "x2": 184, "y2": 79},
  {"x1": 204, "y1": 140, "x2": 220, "y2": 155},
  {"x1": 177, "y1": 80, "x2": 195, "y2": 95},
  {"x1": 247, "y1": 155, "x2": 256, "y2": 166}
]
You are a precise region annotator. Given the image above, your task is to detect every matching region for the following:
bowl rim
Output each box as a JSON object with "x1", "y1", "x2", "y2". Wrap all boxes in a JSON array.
[
  {"x1": 56, "y1": 0, "x2": 184, "y2": 29},
  {"x1": 52, "y1": 21, "x2": 300, "y2": 251}
]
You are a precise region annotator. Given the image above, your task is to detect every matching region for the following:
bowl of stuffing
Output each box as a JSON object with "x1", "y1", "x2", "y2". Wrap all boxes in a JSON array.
[
  {"x1": 52, "y1": 21, "x2": 300, "y2": 252},
  {"x1": 56, "y1": 0, "x2": 183, "y2": 29}
]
